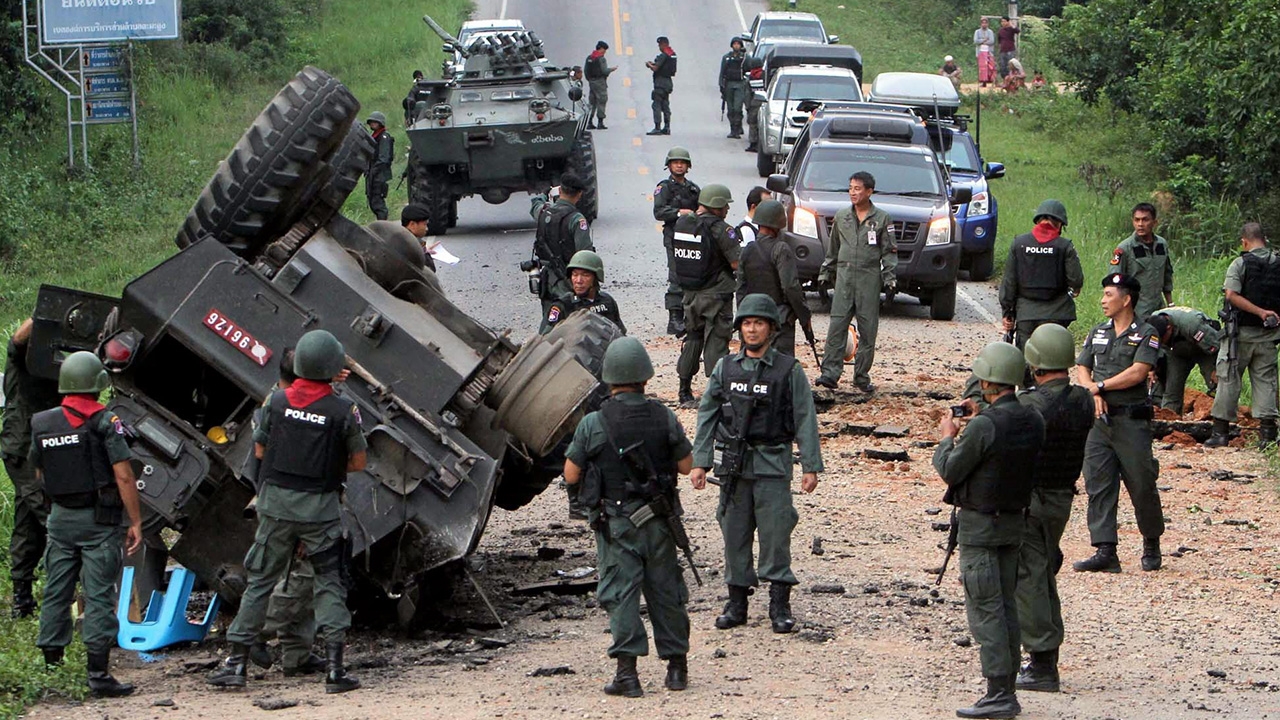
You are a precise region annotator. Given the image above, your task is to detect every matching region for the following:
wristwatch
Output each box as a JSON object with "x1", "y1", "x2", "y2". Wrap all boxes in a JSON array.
[{"x1": 1096, "y1": 380, "x2": 1106, "y2": 392}]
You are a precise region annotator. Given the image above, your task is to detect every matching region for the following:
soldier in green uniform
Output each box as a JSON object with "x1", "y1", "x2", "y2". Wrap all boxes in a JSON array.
[
  {"x1": 998, "y1": 200, "x2": 1085, "y2": 349},
  {"x1": 736, "y1": 200, "x2": 813, "y2": 357},
  {"x1": 815, "y1": 172, "x2": 896, "y2": 394},
  {"x1": 1207, "y1": 223, "x2": 1280, "y2": 448},
  {"x1": 673, "y1": 184, "x2": 741, "y2": 408},
  {"x1": 2, "y1": 318, "x2": 61, "y2": 618},
  {"x1": 530, "y1": 172, "x2": 595, "y2": 332},
  {"x1": 743, "y1": 55, "x2": 765, "y2": 153},
  {"x1": 584, "y1": 41, "x2": 616, "y2": 129},
  {"x1": 31, "y1": 351, "x2": 143, "y2": 697},
  {"x1": 691, "y1": 295, "x2": 823, "y2": 634},
  {"x1": 563, "y1": 337, "x2": 694, "y2": 697},
  {"x1": 365, "y1": 111, "x2": 394, "y2": 221},
  {"x1": 653, "y1": 147, "x2": 701, "y2": 338},
  {"x1": 934, "y1": 342, "x2": 1045, "y2": 719},
  {"x1": 543, "y1": 250, "x2": 626, "y2": 334},
  {"x1": 719, "y1": 38, "x2": 748, "y2": 139},
  {"x1": 1073, "y1": 274, "x2": 1165, "y2": 573},
  {"x1": 645, "y1": 36, "x2": 677, "y2": 135},
  {"x1": 1110, "y1": 203, "x2": 1174, "y2": 320},
  {"x1": 208, "y1": 330, "x2": 366, "y2": 693},
  {"x1": 1144, "y1": 307, "x2": 1220, "y2": 414}
]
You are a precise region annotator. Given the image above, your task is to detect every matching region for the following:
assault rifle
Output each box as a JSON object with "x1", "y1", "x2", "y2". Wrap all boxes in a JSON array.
[
  {"x1": 1220, "y1": 291, "x2": 1239, "y2": 380},
  {"x1": 935, "y1": 507, "x2": 959, "y2": 586},
  {"x1": 712, "y1": 364, "x2": 766, "y2": 503},
  {"x1": 802, "y1": 322, "x2": 821, "y2": 368}
]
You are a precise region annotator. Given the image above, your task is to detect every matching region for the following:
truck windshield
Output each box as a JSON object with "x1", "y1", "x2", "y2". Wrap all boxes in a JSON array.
[
  {"x1": 933, "y1": 131, "x2": 982, "y2": 173},
  {"x1": 759, "y1": 20, "x2": 827, "y2": 43},
  {"x1": 772, "y1": 76, "x2": 862, "y2": 102},
  {"x1": 797, "y1": 147, "x2": 943, "y2": 195}
]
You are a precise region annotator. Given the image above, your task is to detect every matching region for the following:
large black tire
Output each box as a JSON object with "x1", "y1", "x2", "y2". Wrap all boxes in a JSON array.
[
  {"x1": 409, "y1": 162, "x2": 453, "y2": 237},
  {"x1": 967, "y1": 249, "x2": 994, "y2": 282},
  {"x1": 929, "y1": 281, "x2": 958, "y2": 321},
  {"x1": 175, "y1": 66, "x2": 359, "y2": 258},
  {"x1": 568, "y1": 132, "x2": 599, "y2": 221},
  {"x1": 756, "y1": 143, "x2": 774, "y2": 177}
]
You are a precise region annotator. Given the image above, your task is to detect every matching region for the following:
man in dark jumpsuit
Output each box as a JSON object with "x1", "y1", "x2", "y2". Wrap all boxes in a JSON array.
[
  {"x1": 719, "y1": 38, "x2": 748, "y2": 139},
  {"x1": 208, "y1": 330, "x2": 366, "y2": 693},
  {"x1": 934, "y1": 342, "x2": 1044, "y2": 719},
  {"x1": 31, "y1": 351, "x2": 143, "y2": 697},
  {"x1": 645, "y1": 36, "x2": 677, "y2": 135},
  {"x1": 653, "y1": 147, "x2": 701, "y2": 338},
  {"x1": 365, "y1": 111, "x2": 394, "y2": 220},
  {"x1": 584, "y1": 40, "x2": 616, "y2": 129},
  {"x1": 543, "y1": 250, "x2": 626, "y2": 335},
  {"x1": 1145, "y1": 307, "x2": 1220, "y2": 414},
  {"x1": 736, "y1": 199, "x2": 813, "y2": 357},
  {"x1": 2, "y1": 318, "x2": 61, "y2": 618},
  {"x1": 530, "y1": 172, "x2": 595, "y2": 332},
  {"x1": 1073, "y1": 273, "x2": 1165, "y2": 574},
  {"x1": 999, "y1": 199, "x2": 1085, "y2": 349},
  {"x1": 564, "y1": 337, "x2": 694, "y2": 697},
  {"x1": 1110, "y1": 202, "x2": 1174, "y2": 320},
  {"x1": 691, "y1": 295, "x2": 823, "y2": 635}
]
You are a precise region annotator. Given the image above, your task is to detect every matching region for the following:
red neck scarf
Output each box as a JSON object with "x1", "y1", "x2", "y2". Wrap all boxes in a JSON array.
[
  {"x1": 62, "y1": 394, "x2": 105, "y2": 428},
  {"x1": 588, "y1": 49, "x2": 605, "y2": 60},
  {"x1": 661, "y1": 46, "x2": 676, "y2": 57},
  {"x1": 1031, "y1": 220, "x2": 1062, "y2": 244},
  {"x1": 285, "y1": 378, "x2": 333, "y2": 408}
]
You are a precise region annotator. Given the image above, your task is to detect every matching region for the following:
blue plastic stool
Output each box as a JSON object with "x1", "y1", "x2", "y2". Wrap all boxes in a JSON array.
[{"x1": 117, "y1": 566, "x2": 220, "y2": 651}]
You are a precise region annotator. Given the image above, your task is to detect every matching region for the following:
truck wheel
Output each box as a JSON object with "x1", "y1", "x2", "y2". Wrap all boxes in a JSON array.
[
  {"x1": 967, "y1": 249, "x2": 994, "y2": 282},
  {"x1": 929, "y1": 282, "x2": 957, "y2": 321},
  {"x1": 448, "y1": 198, "x2": 459, "y2": 228},
  {"x1": 411, "y1": 168, "x2": 453, "y2": 236},
  {"x1": 298, "y1": 121, "x2": 375, "y2": 229},
  {"x1": 175, "y1": 66, "x2": 359, "y2": 258},
  {"x1": 756, "y1": 144, "x2": 774, "y2": 177},
  {"x1": 569, "y1": 132, "x2": 599, "y2": 222}
]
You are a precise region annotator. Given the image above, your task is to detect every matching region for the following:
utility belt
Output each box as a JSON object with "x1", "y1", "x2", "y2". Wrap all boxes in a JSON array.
[
  {"x1": 1104, "y1": 402, "x2": 1154, "y2": 420},
  {"x1": 957, "y1": 504, "x2": 1029, "y2": 519},
  {"x1": 51, "y1": 488, "x2": 124, "y2": 526}
]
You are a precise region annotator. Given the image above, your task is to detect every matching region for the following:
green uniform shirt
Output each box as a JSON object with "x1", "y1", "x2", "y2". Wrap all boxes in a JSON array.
[
  {"x1": 653, "y1": 176, "x2": 702, "y2": 238},
  {"x1": 931, "y1": 397, "x2": 1026, "y2": 546},
  {"x1": 529, "y1": 195, "x2": 594, "y2": 252},
  {"x1": 735, "y1": 233, "x2": 812, "y2": 327},
  {"x1": 29, "y1": 405, "x2": 132, "y2": 468},
  {"x1": 1076, "y1": 318, "x2": 1161, "y2": 404},
  {"x1": 1112, "y1": 233, "x2": 1174, "y2": 319},
  {"x1": 821, "y1": 202, "x2": 897, "y2": 284},
  {"x1": 692, "y1": 348, "x2": 824, "y2": 477},
  {"x1": 1154, "y1": 306, "x2": 1221, "y2": 356},
  {"x1": 2, "y1": 338, "x2": 62, "y2": 459},
  {"x1": 565, "y1": 392, "x2": 692, "y2": 469},
  {"x1": 252, "y1": 391, "x2": 367, "y2": 523},
  {"x1": 1224, "y1": 247, "x2": 1280, "y2": 343}
]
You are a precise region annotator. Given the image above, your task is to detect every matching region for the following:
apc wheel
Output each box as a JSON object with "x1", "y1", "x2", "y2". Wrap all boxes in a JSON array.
[
  {"x1": 175, "y1": 66, "x2": 359, "y2": 258},
  {"x1": 298, "y1": 121, "x2": 374, "y2": 228},
  {"x1": 568, "y1": 132, "x2": 599, "y2": 222},
  {"x1": 410, "y1": 167, "x2": 453, "y2": 237},
  {"x1": 967, "y1": 249, "x2": 994, "y2": 282},
  {"x1": 929, "y1": 282, "x2": 957, "y2": 321},
  {"x1": 756, "y1": 143, "x2": 773, "y2": 177}
]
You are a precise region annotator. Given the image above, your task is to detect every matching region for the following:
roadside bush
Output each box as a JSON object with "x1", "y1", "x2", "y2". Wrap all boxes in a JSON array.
[{"x1": 1, "y1": 1, "x2": 51, "y2": 137}]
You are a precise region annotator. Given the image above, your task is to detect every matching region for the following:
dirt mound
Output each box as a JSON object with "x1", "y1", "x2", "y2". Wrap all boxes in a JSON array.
[
  {"x1": 1165, "y1": 430, "x2": 1199, "y2": 447},
  {"x1": 1183, "y1": 388, "x2": 1215, "y2": 420},
  {"x1": 1154, "y1": 407, "x2": 1181, "y2": 421}
]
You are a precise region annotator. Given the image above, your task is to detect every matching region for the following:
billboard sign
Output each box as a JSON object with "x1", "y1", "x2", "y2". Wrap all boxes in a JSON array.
[{"x1": 43, "y1": 0, "x2": 181, "y2": 45}]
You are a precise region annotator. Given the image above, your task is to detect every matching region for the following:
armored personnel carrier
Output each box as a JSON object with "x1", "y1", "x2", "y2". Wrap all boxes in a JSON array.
[
  {"x1": 28, "y1": 66, "x2": 620, "y2": 612},
  {"x1": 404, "y1": 16, "x2": 598, "y2": 235}
]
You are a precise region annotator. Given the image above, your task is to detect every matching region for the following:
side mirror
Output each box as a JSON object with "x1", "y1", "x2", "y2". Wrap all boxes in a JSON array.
[
  {"x1": 949, "y1": 187, "x2": 973, "y2": 205},
  {"x1": 753, "y1": 90, "x2": 768, "y2": 104},
  {"x1": 568, "y1": 86, "x2": 583, "y2": 102},
  {"x1": 739, "y1": 32, "x2": 752, "y2": 43},
  {"x1": 828, "y1": 35, "x2": 840, "y2": 44},
  {"x1": 766, "y1": 174, "x2": 791, "y2": 194},
  {"x1": 984, "y1": 162, "x2": 1005, "y2": 180}
]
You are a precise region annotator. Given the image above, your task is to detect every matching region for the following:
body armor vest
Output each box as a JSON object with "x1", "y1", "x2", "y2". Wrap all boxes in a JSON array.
[
  {"x1": 1239, "y1": 252, "x2": 1280, "y2": 325},
  {"x1": 1013, "y1": 233, "x2": 1070, "y2": 301},
  {"x1": 718, "y1": 354, "x2": 797, "y2": 445},
  {"x1": 30, "y1": 407, "x2": 116, "y2": 511},
  {"x1": 722, "y1": 53, "x2": 745, "y2": 81},
  {"x1": 535, "y1": 202, "x2": 579, "y2": 267},
  {"x1": 259, "y1": 390, "x2": 351, "y2": 494},
  {"x1": 950, "y1": 397, "x2": 1042, "y2": 513},
  {"x1": 740, "y1": 236, "x2": 784, "y2": 304},
  {"x1": 673, "y1": 214, "x2": 729, "y2": 290},
  {"x1": 1029, "y1": 385, "x2": 1093, "y2": 490},
  {"x1": 592, "y1": 399, "x2": 677, "y2": 502},
  {"x1": 584, "y1": 55, "x2": 606, "y2": 80}
]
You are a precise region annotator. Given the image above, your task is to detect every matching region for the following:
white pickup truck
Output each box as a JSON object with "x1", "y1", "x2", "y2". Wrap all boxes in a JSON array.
[{"x1": 755, "y1": 65, "x2": 863, "y2": 176}]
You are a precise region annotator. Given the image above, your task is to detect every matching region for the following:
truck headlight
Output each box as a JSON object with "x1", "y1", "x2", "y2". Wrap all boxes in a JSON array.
[
  {"x1": 793, "y1": 207, "x2": 818, "y2": 238},
  {"x1": 967, "y1": 191, "x2": 989, "y2": 217},
  {"x1": 768, "y1": 114, "x2": 783, "y2": 128},
  {"x1": 925, "y1": 216, "x2": 951, "y2": 246}
]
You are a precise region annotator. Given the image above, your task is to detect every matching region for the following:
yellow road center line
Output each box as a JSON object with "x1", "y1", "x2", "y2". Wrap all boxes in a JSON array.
[
  {"x1": 632, "y1": 137, "x2": 642, "y2": 146},
  {"x1": 622, "y1": 77, "x2": 632, "y2": 87},
  {"x1": 627, "y1": 108, "x2": 637, "y2": 119},
  {"x1": 622, "y1": 12, "x2": 630, "y2": 22},
  {"x1": 625, "y1": 46, "x2": 634, "y2": 56},
  {"x1": 638, "y1": 167, "x2": 649, "y2": 175},
  {"x1": 612, "y1": 0, "x2": 623, "y2": 55}
]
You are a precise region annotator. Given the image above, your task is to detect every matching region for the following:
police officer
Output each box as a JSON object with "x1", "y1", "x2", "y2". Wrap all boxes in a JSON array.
[
  {"x1": 815, "y1": 171, "x2": 896, "y2": 394},
  {"x1": 31, "y1": 351, "x2": 143, "y2": 697},
  {"x1": 1145, "y1": 307, "x2": 1220, "y2": 414},
  {"x1": 654, "y1": 148, "x2": 701, "y2": 338},
  {"x1": 530, "y1": 172, "x2": 595, "y2": 332},
  {"x1": 2, "y1": 318, "x2": 61, "y2": 618},
  {"x1": 743, "y1": 55, "x2": 765, "y2": 153},
  {"x1": 934, "y1": 342, "x2": 1044, "y2": 719},
  {"x1": 544, "y1": 250, "x2": 626, "y2": 334},
  {"x1": 399, "y1": 203, "x2": 436, "y2": 271},
  {"x1": 691, "y1": 295, "x2": 823, "y2": 635},
  {"x1": 645, "y1": 36, "x2": 677, "y2": 135},
  {"x1": 1073, "y1": 274, "x2": 1165, "y2": 573},
  {"x1": 584, "y1": 41, "x2": 616, "y2": 129},
  {"x1": 1207, "y1": 222, "x2": 1280, "y2": 448},
  {"x1": 403, "y1": 70, "x2": 430, "y2": 124},
  {"x1": 1110, "y1": 203, "x2": 1174, "y2": 320},
  {"x1": 208, "y1": 330, "x2": 366, "y2": 693},
  {"x1": 365, "y1": 111, "x2": 394, "y2": 221},
  {"x1": 998, "y1": 200, "x2": 1085, "y2": 349},
  {"x1": 719, "y1": 38, "x2": 749, "y2": 139},
  {"x1": 563, "y1": 337, "x2": 694, "y2": 697},
  {"x1": 673, "y1": 184, "x2": 741, "y2": 408},
  {"x1": 736, "y1": 199, "x2": 812, "y2": 357}
]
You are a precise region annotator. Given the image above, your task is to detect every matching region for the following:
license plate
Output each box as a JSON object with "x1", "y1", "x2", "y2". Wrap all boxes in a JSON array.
[{"x1": 203, "y1": 309, "x2": 273, "y2": 367}]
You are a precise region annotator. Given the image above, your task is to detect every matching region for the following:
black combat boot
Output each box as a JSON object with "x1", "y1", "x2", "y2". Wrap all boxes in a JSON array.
[
  {"x1": 42, "y1": 647, "x2": 64, "y2": 668},
  {"x1": 1258, "y1": 419, "x2": 1277, "y2": 449},
  {"x1": 284, "y1": 652, "x2": 327, "y2": 677},
  {"x1": 956, "y1": 675, "x2": 1021, "y2": 718},
  {"x1": 248, "y1": 640, "x2": 273, "y2": 669},
  {"x1": 206, "y1": 643, "x2": 249, "y2": 688},
  {"x1": 678, "y1": 378, "x2": 697, "y2": 409},
  {"x1": 597, "y1": 121, "x2": 608, "y2": 130},
  {"x1": 87, "y1": 650, "x2": 134, "y2": 698},
  {"x1": 646, "y1": 126, "x2": 665, "y2": 136},
  {"x1": 1016, "y1": 649, "x2": 1060, "y2": 692},
  {"x1": 1072, "y1": 543, "x2": 1121, "y2": 573},
  {"x1": 587, "y1": 119, "x2": 597, "y2": 129},
  {"x1": 768, "y1": 583, "x2": 796, "y2": 634},
  {"x1": 325, "y1": 642, "x2": 361, "y2": 694},
  {"x1": 11, "y1": 580, "x2": 35, "y2": 619},
  {"x1": 1141, "y1": 537, "x2": 1162, "y2": 571},
  {"x1": 664, "y1": 655, "x2": 688, "y2": 691},
  {"x1": 603, "y1": 655, "x2": 643, "y2": 697},
  {"x1": 714, "y1": 585, "x2": 750, "y2": 630},
  {"x1": 667, "y1": 309, "x2": 687, "y2": 338},
  {"x1": 1204, "y1": 418, "x2": 1232, "y2": 448}
]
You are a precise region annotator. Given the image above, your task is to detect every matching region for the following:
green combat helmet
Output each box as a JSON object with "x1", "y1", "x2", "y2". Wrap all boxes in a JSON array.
[
  {"x1": 971, "y1": 342, "x2": 1026, "y2": 386},
  {"x1": 698, "y1": 183, "x2": 734, "y2": 209},
  {"x1": 294, "y1": 329, "x2": 346, "y2": 381},
  {"x1": 1033, "y1": 199, "x2": 1069, "y2": 227},
  {"x1": 753, "y1": 200, "x2": 787, "y2": 230},
  {"x1": 600, "y1": 336, "x2": 655, "y2": 385},
  {"x1": 665, "y1": 146, "x2": 692, "y2": 168},
  {"x1": 1024, "y1": 324, "x2": 1076, "y2": 371},
  {"x1": 58, "y1": 351, "x2": 109, "y2": 394},
  {"x1": 567, "y1": 250, "x2": 604, "y2": 283},
  {"x1": 367, "y1": 111, "x2": 387, "y2": 126},
  {"x1": 734, "y1": 293, "x2": 781, "y2": 329}
]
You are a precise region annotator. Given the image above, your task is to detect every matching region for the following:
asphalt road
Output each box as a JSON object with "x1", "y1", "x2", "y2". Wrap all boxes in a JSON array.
[{"x1": 433, "y1": 0, "x2": 1003, "y2": 345}]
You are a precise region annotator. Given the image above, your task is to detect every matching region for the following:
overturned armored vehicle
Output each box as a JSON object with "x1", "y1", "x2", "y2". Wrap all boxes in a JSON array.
[{"x1": 29, "y1": 67, "x2": 620, "y2": 610}]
